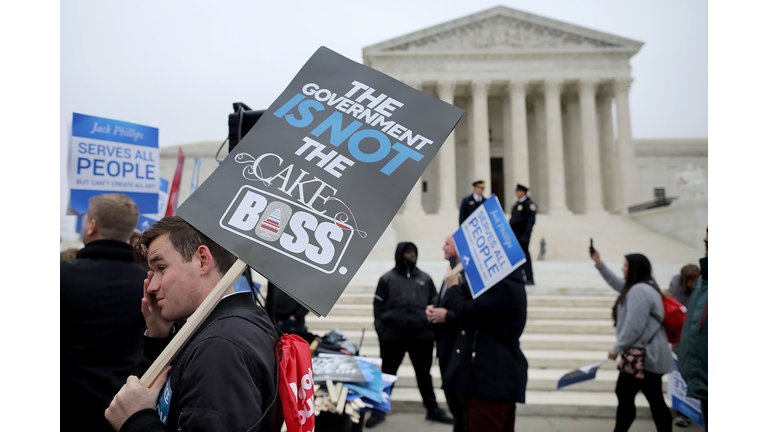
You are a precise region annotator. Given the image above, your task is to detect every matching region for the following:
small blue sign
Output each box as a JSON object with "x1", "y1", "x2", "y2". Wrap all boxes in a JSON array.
[
  {"x1": 68, "y1": 113, "x2": 160, "y2": 215},
  {"x1": 155, "y1": 373, "x2": 172, "y2": 426},
  {"x1": 453, "y1": 194, "x2": 526, "y2": 298},
  {"x1": 668, "y1": 355, "x2": 704, "y2": 427}
]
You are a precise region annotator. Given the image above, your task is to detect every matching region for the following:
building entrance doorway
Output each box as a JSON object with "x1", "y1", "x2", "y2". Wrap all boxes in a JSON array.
[{"x1": 491, "y1": 158, "x2": 505, "y2": 210}]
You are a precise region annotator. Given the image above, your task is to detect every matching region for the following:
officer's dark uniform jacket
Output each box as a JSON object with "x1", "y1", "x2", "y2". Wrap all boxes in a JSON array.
[
  {"x1": 509, "y1": 196, "x2": 537, "y2": 244},
  {"x1": 442, "y1": 267, "x2": 528, "y2": 403},
  {"x1": 459, "y1": 194, "x2": 486, "y2": 225},
  {"x1": 373, "y1": 242, "x2": 437, "y2": 342},
  {"x1": 121, "y1": 292, "x2": 282, "y2": 432}
]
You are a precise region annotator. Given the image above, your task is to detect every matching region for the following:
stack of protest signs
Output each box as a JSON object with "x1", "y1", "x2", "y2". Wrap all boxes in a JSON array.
[{"x1": 312, "y1": 354, "x2": 396, "y2": 423}]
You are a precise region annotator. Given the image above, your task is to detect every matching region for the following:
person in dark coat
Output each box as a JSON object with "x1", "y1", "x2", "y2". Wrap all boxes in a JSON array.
[
  {"x1": 426, "y1": 235, "x2": 471, "y2": 432},
  {"x1": 440, "y1": 266, "x2": 528, "y2": 432},
  {"x1": 61, "y1": 193, "x2": 146, "y2": 432},
  {"x1": 368, "y1": 242, "x2": 453, "y2": 428},
  {"x1": 274, "y1": 285, "x2": 309, "y2": 333},
  {"x1": 105, "y1": 216, "x2": 280, "y2": 432},
  {"x1": 508, "y1": 184, "x2": 537, "y2": 285},
  {"x1": 459, "y1": 181, "x2": 487, "y2": 225}
]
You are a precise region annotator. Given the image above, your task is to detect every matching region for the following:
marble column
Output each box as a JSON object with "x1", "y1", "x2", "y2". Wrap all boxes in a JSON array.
[
  {"x1": 597, "y1": 90, "x2": 621, "y2": 213},
  {"x1": 437, "y1": 81, "x2": 458, "y2": 214},
  {"x1": 532, "y1": 93, "x2": 549, "y2": 213},
  {"x1": 615, "y1": 79, "x2": 638, "y2": 213},
  {"x1": 403, "y1": 81, "x2": 425, "y2": 215},
  {"x1": 471, "y1": 80, "x2": 491, "y2": 195},
  {"x1": 504, "y1": 81, "x2": 530, "y2": 210},
  {"x1": 544, "y1": 80, "x2": 571, "y2": 215},
  {"x1": 579, "y1": 79, "x2": 606, "y2": 214}
]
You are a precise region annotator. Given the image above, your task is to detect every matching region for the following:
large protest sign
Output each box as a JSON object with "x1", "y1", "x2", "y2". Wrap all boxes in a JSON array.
[
  {"x1": 453, "y1": 194, "x2": 526, "y2": 298},
  {"x1": 177, "y1": 47, "x2": 464, "y2": 316},
  {"x1": 67, "y1": 113, "x2": 160, "y2": 214}
]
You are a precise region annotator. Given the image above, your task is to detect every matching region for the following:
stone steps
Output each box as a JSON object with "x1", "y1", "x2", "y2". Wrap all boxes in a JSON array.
[
  {"x1": 390, "y1": 388, "x2": 662, "y2": 419},
  {"x1": 392, "y1": 364, "x2": 667, "y2": 392},
  {"x1": 352, "y1": 346, "x2": 618, "y2": 370},
  {"x1": 332, "y1": 293, "x2": 618, "y2": 308},
  {"x1": 327, "y1": 304, "x2": 611, "y2": 319},
  {"x1": 307, "y1": 315, "x2": 616, "y2": 334},
  {"x1": 311, "y1": 329, "x2": 616, "y2": 351}
]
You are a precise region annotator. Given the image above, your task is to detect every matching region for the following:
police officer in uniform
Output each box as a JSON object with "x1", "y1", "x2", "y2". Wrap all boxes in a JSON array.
[
  {"x1": 459, "y1": 181, "x2": 486, "y2": 225},
  {"x1": 509, "y1": 184, "x2": 537, "y2": 285}
]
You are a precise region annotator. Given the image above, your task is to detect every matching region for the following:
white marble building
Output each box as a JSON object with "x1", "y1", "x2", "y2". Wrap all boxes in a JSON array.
[
  {"x1": 363, "y1": 6, "x2": 645, "y2": 216},
  {"x1": 155, "y1": 6, "x2": 707, "y2": 259}
]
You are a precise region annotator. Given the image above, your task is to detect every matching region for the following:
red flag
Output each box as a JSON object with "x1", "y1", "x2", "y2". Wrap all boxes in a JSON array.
[
  {"x1": 277, "y1": 334, "x2": 315, "y2": 432},
  {"x1": 165, "y1": 148, "x2": 185, "y2": 217}
]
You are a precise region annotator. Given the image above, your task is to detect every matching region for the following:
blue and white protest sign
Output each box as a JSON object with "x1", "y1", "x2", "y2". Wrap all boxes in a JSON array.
[
  {"x1": 453, "y1": 194, "x2": 526, "y2": 298},
  {"x1": 136, "y1": 177, "x2": 170, "y2": 231},
  {"x1": 67, "y1": 113, "x2": 160, "y2": 215},
  {"x1": 667, "y1": 354, "x2": 704, "y2": 426},
  {"x1": 557, "y1": 360, "x2": 610, "y2": 389}
]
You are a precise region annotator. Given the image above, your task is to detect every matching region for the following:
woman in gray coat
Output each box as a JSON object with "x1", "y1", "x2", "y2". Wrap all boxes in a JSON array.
[{"x1": 590, "y1": 249, "x2": 675, "y2": 432}]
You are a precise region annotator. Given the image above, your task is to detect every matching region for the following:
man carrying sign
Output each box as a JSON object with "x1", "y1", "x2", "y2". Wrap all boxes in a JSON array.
[
  {"x1": 105, "y1": 216, "x2": 281, "y2": 432},
  {"x1": 438, "y1": 265, "x2": 528, "y2": 432}
]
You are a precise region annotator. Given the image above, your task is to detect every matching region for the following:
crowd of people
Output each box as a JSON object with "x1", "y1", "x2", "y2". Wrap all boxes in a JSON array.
[{"x1": 61, "y1": 188, "x2": 708, "y2": 432}]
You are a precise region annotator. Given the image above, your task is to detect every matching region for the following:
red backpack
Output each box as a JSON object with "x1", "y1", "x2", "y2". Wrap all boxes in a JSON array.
[
  {"x1": 276, "y1": 334, "x2": 315, "y2": 432},
  {"x1": 661, "y1": 296, "x2": 687, "y2": 344}
]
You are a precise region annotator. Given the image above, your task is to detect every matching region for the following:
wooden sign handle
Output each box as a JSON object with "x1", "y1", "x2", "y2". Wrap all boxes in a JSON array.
[
  {"x1": 139, "y1": 259, "x2": 249, "y2": 387},
  {"x1": 452, "y1": 262, "x2": 463, "y2": 274}
]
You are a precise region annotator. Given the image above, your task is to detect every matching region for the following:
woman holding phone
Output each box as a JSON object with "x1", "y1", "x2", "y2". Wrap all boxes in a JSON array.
[{"x1": 590, "y1": 247, "x2": 675, "y2": 432}]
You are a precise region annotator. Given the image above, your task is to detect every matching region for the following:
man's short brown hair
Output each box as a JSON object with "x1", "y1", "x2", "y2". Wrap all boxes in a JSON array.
[
  {"x1": 133, "y1": 216, "x2": 236, "y2": 277},
  {"x1": 87, "y1": 193, "x2": 140, "y2": 242}
]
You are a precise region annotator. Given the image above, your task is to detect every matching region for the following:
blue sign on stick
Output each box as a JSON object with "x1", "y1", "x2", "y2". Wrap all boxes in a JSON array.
[
  {"x1": 67, "y1": 113, "x2": 160, "y2": 215},
  {"x1": 452, "y1": 194, "x2": 526, "y2": 298}
]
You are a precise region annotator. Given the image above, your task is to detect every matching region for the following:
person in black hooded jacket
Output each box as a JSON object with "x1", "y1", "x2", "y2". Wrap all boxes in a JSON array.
[{"x1": 367, "y1": 242, "x2": 453, "y2": 428}]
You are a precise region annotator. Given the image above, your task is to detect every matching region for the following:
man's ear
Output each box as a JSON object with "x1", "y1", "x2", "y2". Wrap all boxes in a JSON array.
[
  {"x1": 86, "y1": 218, "x2": 98, "y2": 237},
  {"x1": 196, "y1": 245, "x2": 215, "y2": 276}
]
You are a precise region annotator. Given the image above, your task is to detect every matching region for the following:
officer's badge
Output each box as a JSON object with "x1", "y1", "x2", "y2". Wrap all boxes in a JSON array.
[
  {"x1": 530, "y1": 203, "x2": 537, "y2": 211},
  {"x1": 517, "y1": 204, "x2": 523, "y2": 211},
  {"x1": 470, "y1": 201, "x2": 475, "y2": 205}
]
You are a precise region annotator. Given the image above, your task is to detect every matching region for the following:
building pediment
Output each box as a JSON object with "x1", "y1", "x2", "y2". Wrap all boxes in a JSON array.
[{"x1": 364, "y1": 6, "x2": 643, "y2": 56}]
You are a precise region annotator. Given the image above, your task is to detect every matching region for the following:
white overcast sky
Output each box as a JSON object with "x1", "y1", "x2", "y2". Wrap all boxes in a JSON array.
[{"x1": 59, "y1": 0, "x2": 708, "y2": 149}]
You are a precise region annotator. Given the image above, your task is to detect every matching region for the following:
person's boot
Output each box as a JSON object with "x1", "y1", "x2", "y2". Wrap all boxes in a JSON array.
[
  {"x1": 426, "y1": 408, "x2": 454, "y2": 425},
  {"x1": 365, "y1": 413, "x2": 386, "y2": 428}
]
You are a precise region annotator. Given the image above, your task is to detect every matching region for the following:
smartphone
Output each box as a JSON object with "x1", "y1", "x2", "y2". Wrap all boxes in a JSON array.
[
  {"x1": 589, "y1": 238, "x2": 595, "y2": 255},
  {"x1": 449, "y1": 255, "x2": 458, "y2": 268}
]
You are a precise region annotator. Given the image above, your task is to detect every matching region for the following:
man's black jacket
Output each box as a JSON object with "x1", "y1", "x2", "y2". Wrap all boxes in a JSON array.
[
  {"x1": 122, "y1": 292, "x2": 282, "y2": 432},
  {"x1": 373, "y1": 242, "x2": 437, "y2": 342},
  {"x1": 60, "y1": 239, "x2": 146, "y2": 432}
]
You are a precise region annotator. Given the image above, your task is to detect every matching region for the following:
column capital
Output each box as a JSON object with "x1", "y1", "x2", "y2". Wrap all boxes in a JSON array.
[
  {"x1": 507, "y1": 80, "x2": 529, "y2": 96},
  {"x1": 578, "y1": 79, "x2": 599, "y2": 93},
  {"x1": 437, "y1": 80, "x2": 456, "y2": 94},
  {"x1": 614, "y1": 78, "x2": 634, "y2": 94},
  {"x1": 406, "y1": 80, "x2": 422, "y2": 91},
  {"x1": 543, "y1": 79, "x2": 564, "y2": 94},
  {"x1": 471, "y1": 80, "x2": 491, "y2": 94},
  {"x1": 562, "y1": 92, "x2": 579, "y2": 104}
]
